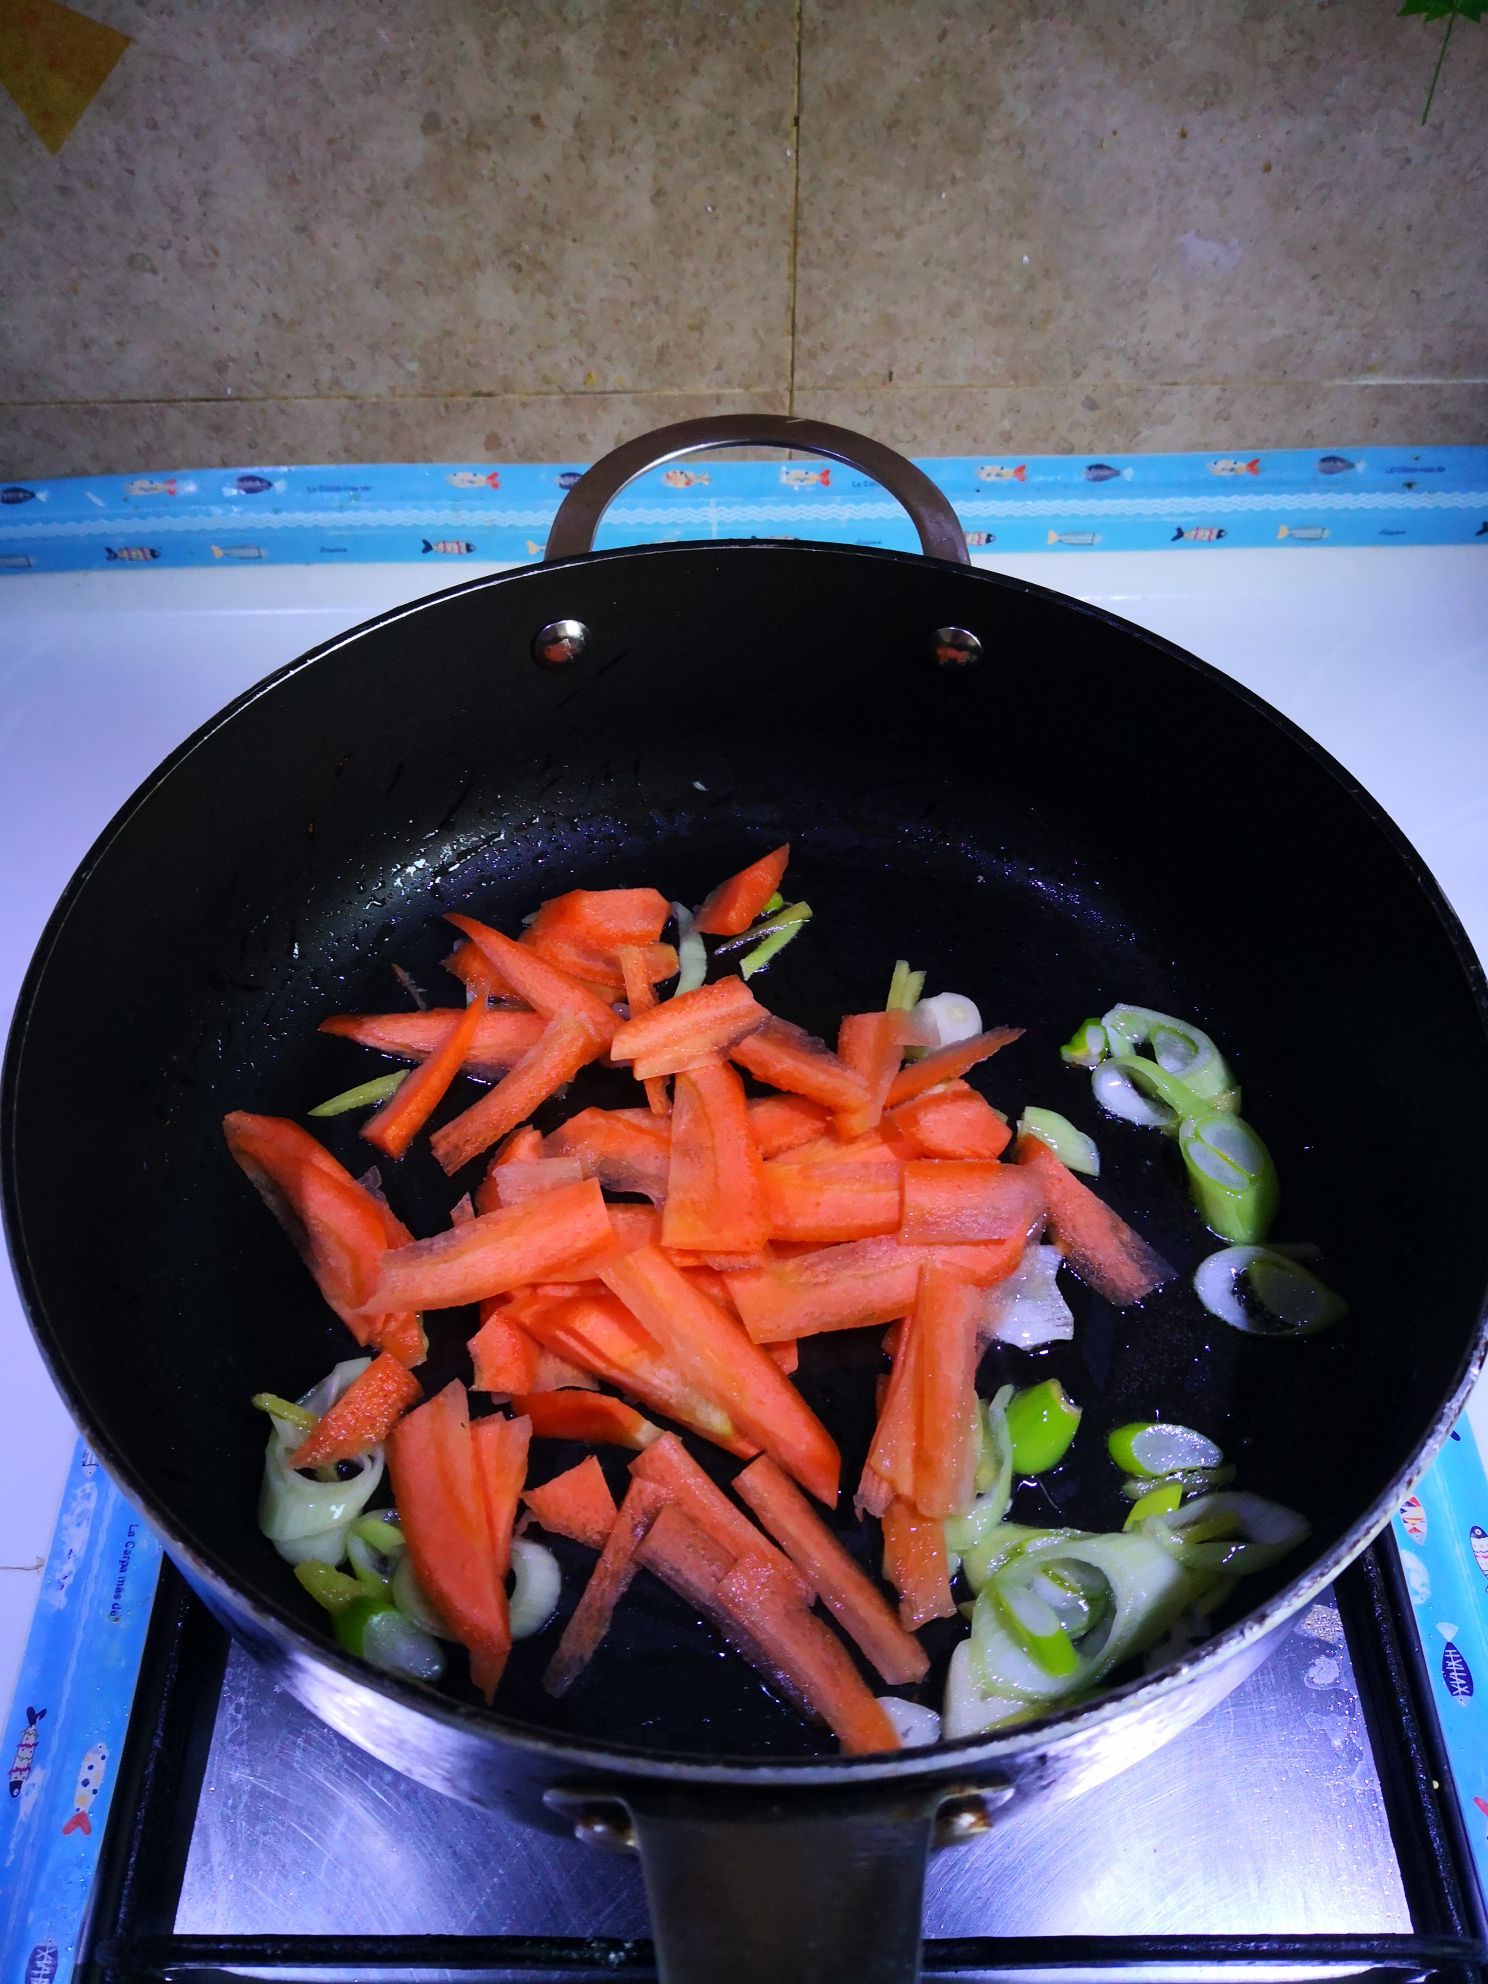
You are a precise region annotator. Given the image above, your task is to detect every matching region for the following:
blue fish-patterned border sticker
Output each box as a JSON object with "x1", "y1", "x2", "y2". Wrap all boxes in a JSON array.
[
  {"x1": 0, "y1": 1441, "x2": 161, "y2": 1980},
  {"x1": 0, "y1": 447, "x2": 1485, "y2": 571}
]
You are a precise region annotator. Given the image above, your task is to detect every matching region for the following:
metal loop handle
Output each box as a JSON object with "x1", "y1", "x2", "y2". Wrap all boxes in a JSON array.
[{"x1": 544, "y1": 414, "x2": 969, "y2": 565}]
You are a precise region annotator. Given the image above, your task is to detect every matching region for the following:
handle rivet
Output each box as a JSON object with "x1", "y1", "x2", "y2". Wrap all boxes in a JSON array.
[
  {"x1": 558, "y1": 1800, "x2": 637, "y2": 1854},
  {"x1": 534, "y1": 618, "x2": 589, "y2": 667},
  {"x1": 932, "y1": 626, "x2": 982, "y2": 670},
  {"x1": 933, "y1": 1787, "x2": 1012, "y2": 1847}
]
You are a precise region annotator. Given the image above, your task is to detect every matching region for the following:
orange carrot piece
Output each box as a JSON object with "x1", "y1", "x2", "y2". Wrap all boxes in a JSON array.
[
  {"x1": 729, "y1": 1016, "x2": 872, "y2": 1116},
  {"x1": 630, "y1": 1433, "x2": 810, "y2": 1598},
  {"x1": 662, "y1": 1060, "x2": 769, "y2": 1256},
  {"x1": 532, "y1": 1348, "x2": 602, "y2": 1391},
  {"x1": 430, "y1": 1013, "x2": 605, "y2": 1175},
  {"x1": 726, "y1": 1232, "x2": 1025, "y2": 1344},
  {"x1": 610, "y1": 976, "x2": 767, "y2": 1080},
  {"x1": 515, "y1": 1390, "x2": 662, "y2": 1450},
  {"x1": 473, "y1": 1410, "x2": 531, "y2": 1582},
  {"x1": 488, "y1": 1156, "x2": 585, "y2": 1206},
  {"x1": 352, "y1": 1180, "x2": 427, "y2": 1366},
  {"x1": 714, "y1": 1558, "x2": 903, "y2": 1754},
  {"x1": 369, "y1": 1177, "x2": 614, "y2": 1311},
  {"x1": 469, "y1": 1302, "x2": 543, "y2": 1394},
  {"x1": 289, "y1": 1351, "x2": 423, "y2": 1468},
  {"x1": 544, "y1": 1105, "x2": 671, "y2": 1202},
  {"x1": 860, "y1": 1308, "x2": 922, "y2": 1516},
  {"x1": 733, "y1": 1455, "x2": 928, "y2": 1685},
  {"x1": 899, "y1": 1160, "x2": 1046, "y2": 1246},
  {"x1": 835, "y1": 1011, "x2": 911, "y2": 1138},
  {"x1": 695, "y1": 844, "x2": 791, "y2": 937},
  {"x1": 602, "y1": 1246, "x2": 841, "y2": 1505},
  {"x1": 223, "y1": 1112, "x2": 389, "y2": 1329},
  {"x1": 617, "y1": 943, "x2": 672, "y2": 1117},
  {"x1": 766, "y1": 1339, "x2": 800, "y2": 1375},
  {"x1": 524, "y1": 1455, "x2": 618, "y2": 1550},
  {"x1": 525, "y1": 887, "x2": 671, "y2": 974},
  {"x1": 446, "y1": 914, "x2": 618, "y2": 1043},
  {"x1": 912, "y1": 1263, "x2": 982, "y2": 1520},
  {"x1": 319, "y1": 1008, "x2": 549, "y2": 1079},
  {"x1": 881, "y1": 1497, "x2": 957, "y2": 1630},
  {"x1": 387, "y1": 1382, "x2": 510, "y2": 1698},
  {"x1": 544, "y1": 1477, "x2": 670, "y2": 1696},
  {"x1": 763, "y1": 1154, "x2": 903, "y2": 1245},
  {"x1": 886, "y1": 1081, "x2": 1011, "y2": 1161},
  {"x1": 1013, "y1": 1134, "x2": 1171, "y2": 1306},
  {"x1": 747, "y1": 1093, "x2": 831, "y2": 1156},
  {"x1": 474, "y1": 1127, "x2": 544, "y2": 1214},
  {"x1": 354, "y1": 997, "x2": 484, "y2": 1161},
  {"x1": 884, "y1": 1027, "x2": 1025, "y2": 1108}
]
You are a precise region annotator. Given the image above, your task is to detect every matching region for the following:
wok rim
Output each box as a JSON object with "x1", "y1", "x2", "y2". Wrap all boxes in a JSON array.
[{"x1": 6, "y1": 535, "x2": 1488, "y2": 1786}]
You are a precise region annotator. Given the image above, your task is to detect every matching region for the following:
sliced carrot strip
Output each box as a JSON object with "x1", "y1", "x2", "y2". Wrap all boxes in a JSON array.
[
  {"x1": 469, "y1": 1301, "x2": 542, "y2": 1394},
  {"x1": 387, "y1": 1382, "x2": 509, "y2": 1699},
  {"x1": 610, "y1": 976, "x2": 767, "y2": 1080},
  {"x1": 430, "y1": 1013, "x2": 605, "y2": 1175},
  {"x1": 526, "y1": 887, "x2": 670, "y2": 971},
  {"x1": 763, "y1": 1154, "x2": 903, "y2": 1245},
  {"x1": 860, "y1": 1307, "x2": 922, "y2": 1516},
  {"x1": 1013, "y1": 1134, "x2": 1171, "y2": 1306},
  {"x1": 223, "y1": 1112, "x2": 387, "y2": 1325},
  {"x1": 886, "y1": 1081, "x2": 1011, "y2": 1160},
  {"x1": 630, "y1": 1432, "x2": 809, "y2": 1598},
  {"x1": 617, "y1": 943, "x2": 672, "y2": 1117},
  {"x1": 884, "y1": 1027, "x2": 1024, "y2": 1108},
  {"x1": 662, "y1": 1060, "x2": 769, "y2": 1256},
  {"x1": 881, "y1": 1497, "x2": 956, "y2": 1630},
  {"x1": 289, "y1": 1351, "x2": 423, "y2": 1468},
  {"x1": 835, "y1": 1011, "x2": 911, "y2": 1138},
  {"x1": 912, "y1": 1263, "x2": 981, "y2": 1520},
  {"x1": 726, "y1": 1232, "x2": 1025, "y2": 1344},
  {"x1": 488, "y1": 1156, "x2": 585, "y2": 1206},
  {"x1": 359, "y1": 997, "x2": 486, "y2": 1161},
  {"x1": 472, "y1": 1410, "x2": 531, "y2": 1582},
  {"x1": 532, "y1": 1348, "x2": 602, "y2": 1391},
  {"x1": 369, "y1": 1177, "x2": 614, "y2": 1311},
  {"x1": 523, "y1": 1455, "x2": 618, "y2": 1550},
  {"x1": 733, "y1": 1455, "x2": 928, "y2": 1685},
  {"x1": 474, "y1": 1127, "x2": 544, "y2": 1214},
  {"x1": 602, "y1": 1246, "x2": 840, "y2": 1505},
  {"x1": 544, "y1": 1477, "x2": 670, "y2": 1696},
  {"x1": 319, "y1": 1008, "x2": 548, "y2": 1079},
  {"x1": 747, "y1": 1093, "x2": 831, "y2": 1156},
  {"x1": 899, "y1": 1159, "x2": 1045, "y2": 1245},
  {"x1": 544, "y1": 1105, "x2": 671, "y2": 1202},
  {"x1": 729, "y1": 1016, "x2": 871, "y2": 1116},
  {"x1": 515, "y1": 1390, "x2": 662, "y2": 1450},
  {"x1": 695, "y1": 845, "x2": 791, "y2": 937},
  {"x1": 766, "y1": 1339, "x2": 799, "y2": 1375},
  {"x1": 446, "y1": 914, "x2": 618, "y2": 1043}
]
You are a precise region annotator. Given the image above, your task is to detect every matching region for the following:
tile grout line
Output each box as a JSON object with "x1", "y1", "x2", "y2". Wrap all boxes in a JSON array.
[{"x1": 784, "y1": 0, "x2": 804, "y2": 416}]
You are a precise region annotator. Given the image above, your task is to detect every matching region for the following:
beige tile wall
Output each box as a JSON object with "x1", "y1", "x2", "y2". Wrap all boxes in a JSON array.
[{"x1": 1, "y1": 0, "x2": 1484, "y2": 477}]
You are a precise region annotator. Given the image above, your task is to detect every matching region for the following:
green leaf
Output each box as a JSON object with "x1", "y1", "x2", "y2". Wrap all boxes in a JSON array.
[{"x1": 1400, "y1": 1, "x2": 1484, "y2": 19}]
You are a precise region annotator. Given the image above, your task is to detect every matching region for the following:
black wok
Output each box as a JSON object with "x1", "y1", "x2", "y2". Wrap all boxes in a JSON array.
[{"x1": 5, "y1": 418, "x2": 1488, "y2": 1984}]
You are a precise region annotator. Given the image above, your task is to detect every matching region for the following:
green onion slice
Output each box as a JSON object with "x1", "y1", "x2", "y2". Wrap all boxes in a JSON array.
[
  {"x1": 886, "y1": 959, "x2": 926, "y2": 1013},
  {"x1": 1179, "y1": 1113, "x2": 1279, "y2": 1244},
  {"x1": 1107, "y1": 1421, "x2": 1224, "y2": 1478},
  {"x1": 1017, "y1": 1107, "x2": 1099, "y2": 1177},
  {"x1": 1194, "y1": 1245, "x2": 1347, "y2": 1337},
  {"x1": 740, "y1": 903, "x2": 811, "y2": 979},
  {"x1": 1005, "y1": 1379, "x2": 1082, "y2": 1476},
  {"x1": 308, "y1": 1071, "x2": 407, "y2": 1118},
  {"x1": 1101, "y1": 1005, "x2": 1239, "y2": 1111},
  {"x1": 1060, "y1": 1018, "x2": 1108, "y2": 1068},
  {"x1": 671, "y1": 901, "x2": 708, "y2": 996}
]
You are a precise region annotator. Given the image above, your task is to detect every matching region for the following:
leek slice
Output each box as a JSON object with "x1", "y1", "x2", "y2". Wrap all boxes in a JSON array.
[
  {"x1": 910, "y1": 991, "x2": 983, "y2": 1049},
  {"x1": 978, "y1": 1245, "x2": 1074, "y2": 1351},
  {"x1": 1124, "y1": 1481, "x2": 1183, "y2": 1529},
  {"x1": 309, "y1": 1071, "x2": 407, "y2": 1118},
  {"x1": 876, "y1": 1697, "x2": 941, "y2": 1747},
  {"x1": 1060, "y1": 1018, "x2": 1108, "y2": 1068},
  {"x1": 1179, "y1": 1113, "x2": 1279, "y2": 1244},
  {"x1": 509, "y1": 1538, "x2": 562, "y2": 1639},
  {"x1": 942, "y1": 1639, "x2": 1043, "y2": 1737},
  {"x1": 1148, "y1": 1491, "x2": 1310, "y2": 1576},
  {"x1": 1101, "y1": 1006, "x2": 1239, "y2": 1112},
  {"x1": 885, "y1": 959, "x2": 926, "y2": 1013},
  {"x1": 739, "y1": 902, "x2": 811, "y2": 979},
  {"x1": 1108, "y1": 1421, "x2": 1223, "y2": 1479},
  {"x1": 671, "y1": 901, "x2": 707, "y2": 995},
  {"x1": 1004, "y1": 1379, "x2": 1082, "y2": 1475},
  {"x1": 392, "y1": 1551, "x2": 454, "y2": 1639},
  {"x1": 1017, "y1": 1107, "x2": 1099, "y2": 1177},
  {"x1": 1118, "y1": 1463, "x2": 1236, "y2": 1501},
  {"x1": 1193, "y1": 1245, "x2": 1347, "y2": 1337},
  {"x1": 946, "y1": 1388, "x2": 1016, "y2": 1581},
  {"x1": 257, "y1": 1358, "x2": 383, "y2": 1566}
]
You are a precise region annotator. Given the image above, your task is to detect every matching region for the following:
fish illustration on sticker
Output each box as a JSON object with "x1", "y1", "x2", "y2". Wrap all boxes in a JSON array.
[
  {"x1": 1046, "y1": 530, "x2": 1100, "y2": 547},
  {"x1": 557, "y1": 471, "x2": 583, "y2": 490},
  {"x1": 1476, "y1": 521, "x2": 1487, "y2": 537},
  {"x1": 1, "y1": 485, "x2": 44, "y2": 504},
  {"x1": 964, "y1": 530, "x2": 994, "y2": 547},
  {"x1": 125, "y1": 477, "x2": 193, "y2": 497},
  {"x1": 977, "y1": 463, "x2": 1026, "y2": 483},
  {"x1": 1278, "y1": 525, "x2": 1329, "y2": 542},
  {"x1": 1470, "y1": 1525, "x2": 1488, "y2": 1581},
  {"x1": 1083, "y1": 463, "x2": 1131, "y2": 483},
  {"x1": 210, "y1": 544, "x2": 265, "y2": 560},
  {"x1": 24, "y1": 1945, "x2": 58, "y2": 1984},
  {"x1": 526, "y1": 540, "x2": 544, "y2": 556},
  {"x1": 1476, "y1": 1795, "x2": 1488, "y2": 1837},
  {"x1": 422, "y1": 539, "x2": 475, "y2": 555},
  {"x1": 104, "y1": 546, "x2": 160, "y2": 561},
  {"x1": 1400, "y1": 1495, "x2": 1427, "y2": 1541},
  {"x1": 0, "y1": 553, "x2": 35, "y2": 569},
  {"x1": 447, "y1": 470, "x2": 501, "y2": 490},
  {"x1": 1398, "y1": 1547, "x2": 1431, "y2": 1606},
  {"x1": 1439, "y1": 1624, "x2": 1473, "y2": 1702},
  {"x1": 226, "y1": 474, "x2": 285, "y2": 496},
  {"x1": 780, "y1": 466, "x2": 831, "y2": 488},
  {"x1": 1209, "y1": 457, "x2": 1260, "y2": 476},
  {"x1": 61, "y1": 1741, "x2": 109, "y2": 1835},
  {"x1": 1171, "y1": 526, "x2": 1227, "y2": 542},
  {"x1": 1317, "y1": 454, "x2": 1363, "y2": 475},
  {"x1": 662, "y1": 469, "x2": 709, "y2": 489},
  {"x1": 9, "y1": 1705, "x2": 45, "y2": 1796}
]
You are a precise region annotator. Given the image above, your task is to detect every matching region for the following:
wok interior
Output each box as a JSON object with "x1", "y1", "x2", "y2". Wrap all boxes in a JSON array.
[{"x1": 8, "y1": 542, "x2": 1487, "y2": 1760}]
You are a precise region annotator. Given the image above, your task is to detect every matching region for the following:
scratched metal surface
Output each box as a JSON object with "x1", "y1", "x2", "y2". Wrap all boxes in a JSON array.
[{"x1": 176, "y1": 1591, "x2": 1408, "y2": 1939}]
